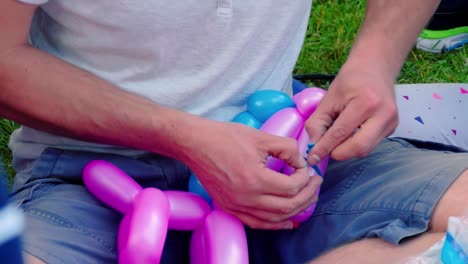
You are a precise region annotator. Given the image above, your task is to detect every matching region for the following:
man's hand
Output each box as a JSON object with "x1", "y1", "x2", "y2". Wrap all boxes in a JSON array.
[
  {"x1": 305, "y1": 66, "x2": 398, "y2": 163},
  {"x1": 305, "y1": 0, "x2": 440, "y2": 163},
  {"x1": 183, "y1": 121, "x2": 323, "y2": 230}
]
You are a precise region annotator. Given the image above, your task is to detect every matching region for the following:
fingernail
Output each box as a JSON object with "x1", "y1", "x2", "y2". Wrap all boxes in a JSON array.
[{"x1": 311, "y1": 154, "x2": 321, "y2": 163}]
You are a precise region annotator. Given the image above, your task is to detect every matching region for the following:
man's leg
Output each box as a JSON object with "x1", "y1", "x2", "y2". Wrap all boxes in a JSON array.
[
  {"x1": 247, "y1": 138, "x2": 467, "y2": 264},
  {"x1": 11, "y1": 148, "x2": 192, "y2": 264},
  {"x1": 310, "y1": 169, "x2": 468, "y2": 264}
]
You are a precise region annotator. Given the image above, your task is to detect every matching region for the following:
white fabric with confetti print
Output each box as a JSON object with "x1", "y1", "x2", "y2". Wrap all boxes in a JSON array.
[{"x1": 390, "y1": 83, "x2": 468, "y2": 150}]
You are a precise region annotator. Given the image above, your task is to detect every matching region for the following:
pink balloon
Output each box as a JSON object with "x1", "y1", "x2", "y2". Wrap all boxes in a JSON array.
[
  {"x1": 204, "y1": 210, "x2": 248, "y2": 264},
  {"x1": 82, "y1": 89, "x2": 330, "y2": 263},
  {"x1": 260, "y1": 107, "x2": 304, "y2": 138},
  {"x1": 293, "y1": 87, "x2": 326, "y2": 118},
  {"x1": 289, "y1": 185, "x2": 320, "y2": 223},
  {"x1": 82, "y1": 160, "x2": 249, "y2": 264},
  {"x1": 83, "y1": 160, "x2": 142, "y2": 214},
  {"x1": 283, "y1": 127, "x2": 312, "y2": 175},
  {"x1": 190, "y1": 228, "x2": 206, "y2": 264},
  {"x1": 165, "y1": 191, "x2": 212, "y2": 230},
  {"x1": 118, "y1": 212, "x2": 131, "y2": 256},
  {"x1": 260, "y1": 107, "x2": 305, "y2": 171},
  {"x1": 118, "y1": 188, "x2": 170, "y2": 264}
]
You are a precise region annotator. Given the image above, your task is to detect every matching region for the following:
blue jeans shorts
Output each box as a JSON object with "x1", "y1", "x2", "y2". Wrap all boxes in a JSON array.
[{"x1": 9, "y1": 138, "x2": 468, "y2": 263}]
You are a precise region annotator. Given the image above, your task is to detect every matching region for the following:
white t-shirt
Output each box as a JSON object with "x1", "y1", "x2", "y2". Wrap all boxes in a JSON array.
[{"x1": 10, "y1": 0, "x2": 312, "y2": 159}]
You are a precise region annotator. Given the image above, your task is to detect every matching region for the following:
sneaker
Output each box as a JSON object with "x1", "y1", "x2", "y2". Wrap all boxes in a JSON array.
[{"x1": 416, "y1": 0, "x2": 468, "y2": 53}]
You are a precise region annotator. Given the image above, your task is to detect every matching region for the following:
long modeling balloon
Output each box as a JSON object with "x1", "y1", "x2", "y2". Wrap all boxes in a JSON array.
[
  {"x1": 83, "y1": 160, "x2": 248, "y2": 264},
  {"x1": 165, "y1": 191, "x2": 211, "y2": 230},
  {"x1": 83, "y1": 87, "x2": 329, "y2": 264},
  {"x1": 118, "y1": 188, "x2": 170, "y2": 264},
  {"x1": 83, "y1": 160, "x2": 142, "y2": 214},
  {"x1": 260, "y1": 107, "x2": 305, "y2": 171},
  {"x1": 189, "y1": 88, "x2": 329, "y2": 225},
  {"x1": 203, "y1": 210, "x2": 249, "y2": 264}
]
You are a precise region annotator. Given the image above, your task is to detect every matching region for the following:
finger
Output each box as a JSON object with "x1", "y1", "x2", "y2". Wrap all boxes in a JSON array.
[
  {"x1": 226, "y1": 209, "x2": 295, "y2": 230},
  {"x1": 332, "y1": 113, "x2": 397, "y2": 160},
  {"x1": 305, "y1": 94, "x2": 339, "y2": 144},
  {"x1": 307, "y1": 100, "x2": 369, "y2": 164},
  {"x1": 257, "y1": 166, "x2": 310, "y2": 197},
  {"x1": 246, "y1": 175, "x2": 323, "y2": 220}
]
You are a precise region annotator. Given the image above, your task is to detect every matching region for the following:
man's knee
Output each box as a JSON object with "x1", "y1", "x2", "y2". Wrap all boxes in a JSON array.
[{"x1": 430, "y1": 169, "x2": 468, "y2": 232}]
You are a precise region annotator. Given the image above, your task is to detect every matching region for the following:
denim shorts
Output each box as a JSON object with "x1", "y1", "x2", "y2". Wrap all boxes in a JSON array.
[{"x1": 9, "y1": 138, "x2": 468, "y2": 263}]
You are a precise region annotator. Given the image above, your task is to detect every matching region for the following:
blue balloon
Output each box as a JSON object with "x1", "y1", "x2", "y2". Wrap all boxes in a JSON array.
[
  {"x1": 188, "y1": 173, "x2": 212, "y2": 204},
  {"x1": 247, "y1": 90, "x2": 295, "y2": 123},
  {"x1": 231, "y1": 111, "x2": 262, "y2": 129}
]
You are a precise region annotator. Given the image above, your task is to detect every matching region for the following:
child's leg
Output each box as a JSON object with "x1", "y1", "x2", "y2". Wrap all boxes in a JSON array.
[{"x1": 391, "y1": 83, "x2": 468, "y2": 150}]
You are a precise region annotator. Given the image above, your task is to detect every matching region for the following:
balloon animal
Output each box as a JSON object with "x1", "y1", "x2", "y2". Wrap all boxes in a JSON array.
[
  {"x1": 82, "y1": 87, "x2": 328, "y2": 264},
  {"x1": 190, "y1": 87, "x2": 329, "y2": 224}
]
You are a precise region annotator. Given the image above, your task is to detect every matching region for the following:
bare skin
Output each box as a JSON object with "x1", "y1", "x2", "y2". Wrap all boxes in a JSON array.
[
  {"x1": 2, "y1": 0, "x2": 457, "y2": 263},
  {"x1": 24, "y1": 171, "x2": 468, "y2": 264},
  {"x1": 1, "y1": 1, "x2": 319, "y2": 231},
  {"x1": 309, "y1": 170, "x2": 468, "y2": 264},
  {"x1": 307, "y1": 0, "x2": 441, "y2": 164}
]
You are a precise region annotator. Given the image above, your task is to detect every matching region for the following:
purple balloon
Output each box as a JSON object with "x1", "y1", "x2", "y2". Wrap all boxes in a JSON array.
[
  {"x1": 260, "y1": 107, "x2": 305, "y2": 171},
  {"x1": 204, "y1": 210, "x2": 248, "y2": 264},
  {"x1": 83, "y1": 160, "x2": 142, "y2": 214},
  {"x1": 282, "y1": 164, "x2": 295, "y2": 176},
  {"x1": 293, "y1": 87, "x2": 326, "y2": 118},
  {"x1": 316, "y1": 156, "x2": 329, "y2": 176},
  {"x1": 118, "y1": 211, "x2": 131, "y2": 255},
  {"x1": 165, "y1": 191, "x2": 212, "y2": 230},
  {"x1": 289, "y1": 202, "x2": 317, "y2": 223},
  {"x1": 118, "y1": 188, "x2": 170, "y2": 264}
]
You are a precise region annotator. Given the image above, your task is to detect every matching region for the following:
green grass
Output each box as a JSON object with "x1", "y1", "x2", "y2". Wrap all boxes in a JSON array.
[
  {"x1": 1, "y1": 0, "x2": 467, "y2": 177},
  {"x1": 0, "y1": 119, "x2": 19, "y2": 179},
  {"x1": 294, "y1": 0, "x2": 468, "y2": 86}
]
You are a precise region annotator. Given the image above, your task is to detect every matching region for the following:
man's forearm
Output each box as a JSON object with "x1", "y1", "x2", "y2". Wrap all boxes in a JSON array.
[
  {"x1": 343, "y1": 0, "x2": 440, "y2": 79},
  {"x1": 0, "y1": 45, "x2": 205, "y2": 160}
]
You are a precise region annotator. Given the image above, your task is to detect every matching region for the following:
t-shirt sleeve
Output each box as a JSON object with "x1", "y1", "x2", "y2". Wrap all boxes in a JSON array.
[{"x1": 16, "y1": 0, "x2": 48, "y2": 5}]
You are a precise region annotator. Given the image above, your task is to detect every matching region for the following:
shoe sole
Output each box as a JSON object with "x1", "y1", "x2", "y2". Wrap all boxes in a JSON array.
[{"x1": 416, "y1": 26, "x2": 468, "y2": 53}]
